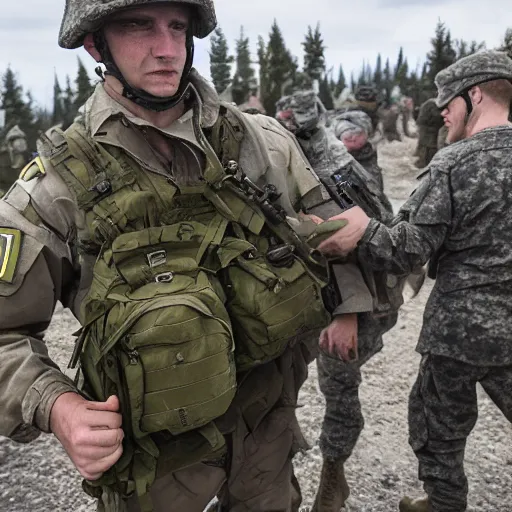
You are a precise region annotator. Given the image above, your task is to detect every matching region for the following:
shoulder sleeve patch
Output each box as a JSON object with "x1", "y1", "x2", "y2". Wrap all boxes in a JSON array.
[
  {"x1": 0, "y1": 228, "x2": 22, "y2": 283},
  {"x1": 19, "y1": 156, "x2": 46, "y2": 182}
]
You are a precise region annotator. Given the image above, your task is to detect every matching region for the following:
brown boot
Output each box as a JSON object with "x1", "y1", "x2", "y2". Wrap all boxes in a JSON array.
[
  {"x1": 311, "y1": 458, "x2": 350, "y2": 512},
  {"x1": 399, "y1": 496, "x2": 431, "y2": 512}
]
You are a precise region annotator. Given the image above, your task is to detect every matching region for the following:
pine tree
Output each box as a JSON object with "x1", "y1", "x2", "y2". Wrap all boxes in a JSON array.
[
  {"x1": 302, "y1": 24, "x2": 325, "y2": 82},
  {"x1": 334, "y1": 65, "x2": 346, "y2": 98},
  {"x1": 395, "y1": 59, "x2": 409, "y2": 94},
  {"x1": 75, "y1": 57, "x2": 95, "y2": 111},
  {"x1": 257, "y1": 35, "x2": 269, "y2": 107},
  {"x1": 231, "y1": 26, "x2": 256, "y2": 105},
  {"x1": 394, "y1": 47, "x2": 404, "y2": 79},
  {"x1": 62, "y1": 75, "x2": 76, "y2": 129},
  {"x1": 499, "y1": 28, "x2": 512, "y2": 59},
  {"x1": 261, "y1": 21, "x2": 297, "y2": 117},
  {"x1": 51, "y1": 74, "x2": 64, "y2": 126},
  {"x1": 318, "y1": 73, "x2": 333, "y2": 109},
  {"x1": 382, "y1": 58, "x2": 392, "y2": 105},
  {"x1": 209, "y1": 27, "x2": 234, "y2": 94},
  {"x1": 373, "y1": 54, "x2": 383, "y2": 92},
  {"x1": 426, "y1": 20, "x2": 456, "y2": 93},
  {"x1": 1, "y1": 67, "x2": 34, "y2": 143}
]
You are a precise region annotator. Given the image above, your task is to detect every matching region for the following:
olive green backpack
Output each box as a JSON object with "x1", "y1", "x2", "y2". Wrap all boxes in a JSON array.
[{"x1": 42, "y1": 103, "x2": 329, "y2": 510}]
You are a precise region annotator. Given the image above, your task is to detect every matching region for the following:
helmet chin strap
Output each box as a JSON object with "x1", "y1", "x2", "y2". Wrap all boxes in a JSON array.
[
  {"x1": 459, "y1": 89, "x2": 474, "y2": 125},
  {"x1": 93, "y1": 30, "x2": 194, "y2": 112}
]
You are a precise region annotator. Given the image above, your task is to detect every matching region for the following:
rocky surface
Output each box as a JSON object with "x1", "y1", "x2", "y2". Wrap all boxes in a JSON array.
[{"x1": 1, "y1": 136, "x2": 511, "y2": 512}]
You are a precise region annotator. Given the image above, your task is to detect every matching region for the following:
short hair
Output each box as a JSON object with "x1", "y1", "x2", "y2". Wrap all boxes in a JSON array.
[{"x1": 478, "y1": 79, "x2": 512, "y2": 107}]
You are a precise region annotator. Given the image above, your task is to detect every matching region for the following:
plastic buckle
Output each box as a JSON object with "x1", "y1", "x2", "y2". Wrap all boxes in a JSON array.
[
  {"x1": 147, "y1": 250, "x2": 166, "y2": 268},
  {"x1": 155, "y1": 272, "x2": 174, "y2": 283}
]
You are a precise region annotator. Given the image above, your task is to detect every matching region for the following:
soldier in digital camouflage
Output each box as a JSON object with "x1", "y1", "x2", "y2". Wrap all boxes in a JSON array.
[
  {"x1": 415, "y1": 98, "x2": 445, "y2": 168},
  {"x1": 0, "y1": 1, "x2": 381, "y2": 511},
  {"x1": 316, "y1": 50, "x2": 512, "y2": 512},
  {"x1": 276, "y1": 89, "x2": 403, "y2": 512}
]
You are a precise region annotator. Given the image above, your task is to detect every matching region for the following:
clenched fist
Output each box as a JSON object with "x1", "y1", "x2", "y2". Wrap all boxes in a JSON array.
[{"x1": 50, "y1": 393, "x2": 124, "y2": 481}]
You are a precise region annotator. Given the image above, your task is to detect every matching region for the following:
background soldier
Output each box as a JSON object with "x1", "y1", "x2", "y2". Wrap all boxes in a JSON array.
[
  {"x1": 276, "y1": 89, "x2": 402, "y2": 512},
  {"x1": 0, "y1": 1, "x2": 375, "y2": 511},
  {"x1": 316, "y1": 50, "x2": 512, "y2": 512},
  {"x1": 0, "y1": 125, "x2": 29, "y2": 197},
  {"x1": 415, "y1": 98, "x2": 445, "y2": 168}
]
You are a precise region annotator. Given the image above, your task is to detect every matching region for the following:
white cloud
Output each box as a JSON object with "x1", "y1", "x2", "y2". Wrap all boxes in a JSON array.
[{"x1": 0, "y1": 0, "x2": 509, "y2": 109}]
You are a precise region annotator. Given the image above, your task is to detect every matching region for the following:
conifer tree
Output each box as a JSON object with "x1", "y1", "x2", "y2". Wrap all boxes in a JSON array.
[
  {"x1": 261, "y1": 21, "x2": 297, "y2": 116},
  {"x1": 209, "y1": 26, "x2": 233, "y2": 94},
  {"x1": 382, "y1": 58, "x2": 392, "y2": 105},
  {"x1": 1, "y1": 67, "x2": 33, "y2": 132},
  {"x1": 426, "y1": 20, "x2": 456, "y2": 92},
  {"x1": 62, "y1": 76, "x2": 76, "y2": 129},
  {"x1": 302, "y1": 24, "x2": 325, "y2": 82},
  {"x1": 373, "y1": 54, "x2": 383, "y2": 92},
  {"x1": 498, "y1": 28, "x2": 512, "y2": 58},
  {"x1": 394, "y1": 47, "x2": 404, "y2": 79},
  {"x1": 75, "y1": 57, "x2": 95, "y2": 111},
  {"x1": 334, "y1": 65, "x2": 346, "y2": 98},
  {"x1": 318, "y1": 73, "x2": 333, "y2": 109},
  {"x1": 257, "y1": 35, "x2": 269, "y2": 108},
  {"x1": 51, "y1": 73, "x2": 64, "y2": 126},
  {"x1": 231, "y1": 27, "x2": 256, "y2": 105}
]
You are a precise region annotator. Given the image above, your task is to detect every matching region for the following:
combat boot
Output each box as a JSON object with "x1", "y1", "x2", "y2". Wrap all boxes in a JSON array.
[
  {"x1": 399, "y1": 496, "x2": 431, "y2": 512},
  {"x1": 311, "y1": 457, "x2": 350, "y2": 512}
]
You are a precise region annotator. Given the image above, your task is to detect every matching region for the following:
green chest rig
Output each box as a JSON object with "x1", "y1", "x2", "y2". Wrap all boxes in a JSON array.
[{"x1": 42, "y1": 103, "x2": 330, "y2": 510}]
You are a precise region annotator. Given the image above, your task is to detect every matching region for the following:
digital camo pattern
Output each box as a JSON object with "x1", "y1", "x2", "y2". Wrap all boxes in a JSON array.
[
  {"x1": 381, "y1": 106, "x2": 401, "y2": 142},
  {"x1": 435, "y1": 50, "x2": 512, "y2": 108},
  {"x1": 59, "y1": 0, "x2": 217, "y2": 48},
  {"x1": 275, "y1": 92, "x2": 399, "y2": 461},
  {"x1": 359, "y1": 125, "x2": 512, "y2": 366},
  {"x1": 408, "y1": 355, "x2": 512, "y2": 512},
  {"x1": 317, "y1": 312, "x2": 397, "y2": 460},
  {"x1": 275, "y1": 90, "x2": 320, "y2": 136},
  {"x1": 415, "y1": 99, "x2": 444, "y2": 168}
]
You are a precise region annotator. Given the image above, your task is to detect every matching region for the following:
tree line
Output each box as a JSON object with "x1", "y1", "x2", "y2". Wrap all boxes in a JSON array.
[
  {"x1": 2, "y1": 23, "x2": 512, "y2": 152},
  {"x1": 211, "y1": 21, "x2": 512, "y2": 116}
]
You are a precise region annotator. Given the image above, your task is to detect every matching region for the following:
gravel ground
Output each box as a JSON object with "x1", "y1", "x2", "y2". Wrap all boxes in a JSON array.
[{"x1": 1, "y1": 136, "x2": 511, "y2": 512}]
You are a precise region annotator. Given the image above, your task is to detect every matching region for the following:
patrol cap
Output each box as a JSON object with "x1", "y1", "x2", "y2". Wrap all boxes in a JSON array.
[
  {"x1": 58, "y1": 0, "x2": 217, "y2": 49},
  {"x1": 435, "y1": 50, "x2": 512, "y2": 108}
]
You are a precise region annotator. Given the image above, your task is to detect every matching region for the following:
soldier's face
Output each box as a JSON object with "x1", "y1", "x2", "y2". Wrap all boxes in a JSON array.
[
  {"x1": 441, "y1": 96, "x2": 467, "y2": 143},
  {"x1": 102, "y1": 4, "x2": 190, "y2": 98}
]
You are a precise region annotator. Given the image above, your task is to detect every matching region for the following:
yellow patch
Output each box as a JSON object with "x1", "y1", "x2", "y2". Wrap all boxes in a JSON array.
[
  {"x1": 19, "y1": 156, "x2": 46, "y2": 182},
  {"x1": 0, "y1": 229, "x2": 22, "y2": 283}
]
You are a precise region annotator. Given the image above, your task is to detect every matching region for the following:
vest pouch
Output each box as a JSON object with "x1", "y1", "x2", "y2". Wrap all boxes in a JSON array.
[{"x1": 222, "y1": 254, "x2": 330, "y2": 371}]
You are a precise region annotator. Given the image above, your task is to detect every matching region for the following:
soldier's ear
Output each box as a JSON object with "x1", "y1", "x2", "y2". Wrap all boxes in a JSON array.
[
  {"x1": 84, "y1": 34, "x2": 102, "y2": 62},
  {"x1": 470, "y1": 86, "x2": 483, "y2": 106}
]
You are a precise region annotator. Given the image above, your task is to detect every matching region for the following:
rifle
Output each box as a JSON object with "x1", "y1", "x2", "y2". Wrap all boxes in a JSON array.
[{"x1": 320, "y1": 172, "x2": 382, "y2": 220}]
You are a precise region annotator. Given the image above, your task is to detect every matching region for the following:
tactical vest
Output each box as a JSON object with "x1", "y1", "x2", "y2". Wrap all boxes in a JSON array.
[{"x1": 42, "y1": 103, "x2": 330, "y2": 510}]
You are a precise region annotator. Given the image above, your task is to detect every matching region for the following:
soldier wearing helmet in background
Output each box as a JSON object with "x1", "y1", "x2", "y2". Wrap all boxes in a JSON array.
[
  {"x1": 276, "y1": 89, "x2": 405, "y2": 512},
  {"x1": 415, "y1": 98, "x2": 445, "y2": 168},
  {"x1": 314, "y1": 50, "x2": 512, "y2": 512},
  {"x1": 0, "y1": 1, "x2": 377, "y2": 511},
  {"x1": 0, "y1": 125, "x2": 30, "y2": 197},
  {"x1": 354, "y1": 85, "x2": 380, "y2": 132}
]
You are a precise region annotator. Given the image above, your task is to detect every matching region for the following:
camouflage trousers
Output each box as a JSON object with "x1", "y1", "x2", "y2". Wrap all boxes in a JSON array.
[
  {"x1": 317, "y1": 313, "x2": 396, "y2": 461},
  {"x1": 120, "y1": 340, "x2": 316, "y2": 512},
  {"x1": 409, "y1": 354, "x2": 512, "y2": 512}
]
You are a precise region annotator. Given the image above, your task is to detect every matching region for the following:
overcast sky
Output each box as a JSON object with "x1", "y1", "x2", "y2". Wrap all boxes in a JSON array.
[{"x1": 0, "y1": 0, "x2": 509, "y2": 109}]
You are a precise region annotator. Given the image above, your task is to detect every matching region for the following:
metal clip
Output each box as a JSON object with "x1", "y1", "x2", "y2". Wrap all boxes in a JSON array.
[
  {"x1": 155, "y1": 272, "x2": 174, "y2": 283},
  {"x1": 147, "y1": 250, "x2": 166, "y2": 268}
]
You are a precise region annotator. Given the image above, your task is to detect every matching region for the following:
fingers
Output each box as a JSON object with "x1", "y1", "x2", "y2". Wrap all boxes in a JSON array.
[
  {"x1": 86, "y1": 427, "x2": 124, "y2": 448},
  {"x1": 84, "y1": 409, "x2": 123, "y2": 430},
  {"x1": 79, "y1": 443, "x2": 124, "y2": 481},
  {"x1": 86, "y1": 395, "x2": 120, "y2": 413}
]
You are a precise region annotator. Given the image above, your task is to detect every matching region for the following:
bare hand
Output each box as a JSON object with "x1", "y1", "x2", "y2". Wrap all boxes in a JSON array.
[
  {"x1": 50, "y1": 393, "x2": 124, "y2": 481},
  {"x1": 319, "y1": 313, "x2": 358, "y2": 361},
  {"x1": 299, "y1": 212, "x2": 324, "y2": 225},
  {"x1": 318, "y1": 207, "x2": 370, "y2": 257}
]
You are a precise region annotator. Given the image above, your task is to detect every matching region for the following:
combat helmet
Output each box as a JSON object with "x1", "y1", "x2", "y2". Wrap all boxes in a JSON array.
[
  {"x1": 58, "y1": 0, "x2": 217, "y2": 111},
  {"x1": 435, "y1": 50, "x2": 512, "y2": 112},
  {"x1": 5, "y1": 125, "x2": 26, "y2": 143},
  {"x1": 275, "y1": 90, "x2": 321, "y2": 136},
  {"x1": 355, "y1": 85, "x2": 378, "y2": 103}
]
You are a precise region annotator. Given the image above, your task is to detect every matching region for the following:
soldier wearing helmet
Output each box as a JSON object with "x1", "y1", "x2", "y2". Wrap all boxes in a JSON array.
[
  {"x1": 0, "y1": 125, "x2": 30, "y2": 197},
  {"x1": 312, "y1": 50, "x2": 512, "y2": 512},
  {"x1": 0, "y1": 2, "x2": 375, "y2": 511}
]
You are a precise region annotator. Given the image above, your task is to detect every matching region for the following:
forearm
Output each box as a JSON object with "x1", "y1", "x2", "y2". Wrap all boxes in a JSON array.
[
  {"x1": 0, "y1": 333, "x2": 77, "y2": 441},
  {"x1": 358, "y1": 218, "x2": 447, "y2": 275}
]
